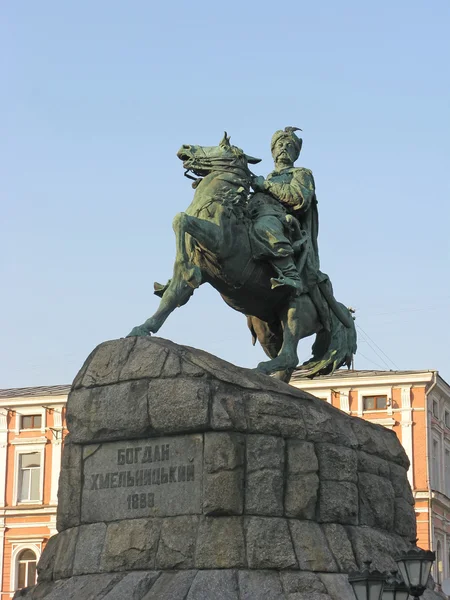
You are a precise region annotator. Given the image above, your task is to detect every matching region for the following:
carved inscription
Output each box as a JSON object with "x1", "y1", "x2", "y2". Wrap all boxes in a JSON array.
[{"x1": 81, "y1": 435, "x2": 202, "y2": 522}]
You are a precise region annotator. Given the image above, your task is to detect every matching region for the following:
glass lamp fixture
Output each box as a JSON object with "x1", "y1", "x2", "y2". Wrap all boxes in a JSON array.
[
  {"x1": 395, "y1": 545, "x2": 435, "y2": 598},
  {"x1": 348, "y1": 562, "x2": 387, "y2": 600},
  {"x1": 382, "y1": 572, "x2": 410, "y2": 600}
]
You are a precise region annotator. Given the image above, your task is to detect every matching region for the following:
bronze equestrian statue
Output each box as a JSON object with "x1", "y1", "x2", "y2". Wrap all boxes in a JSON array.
[{"x1": 128, "y1": 128, "x2": 356, "y2": 383}]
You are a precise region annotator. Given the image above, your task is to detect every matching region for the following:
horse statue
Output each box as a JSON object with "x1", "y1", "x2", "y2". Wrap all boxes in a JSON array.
[{"x1": 128, "y1": 133, "x2": 356, "y2": 382}]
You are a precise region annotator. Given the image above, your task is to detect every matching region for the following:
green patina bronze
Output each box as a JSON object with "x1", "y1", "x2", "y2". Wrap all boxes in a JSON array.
[{"x1": 128, "y1": 128, "x2": 357, "y2": 382}]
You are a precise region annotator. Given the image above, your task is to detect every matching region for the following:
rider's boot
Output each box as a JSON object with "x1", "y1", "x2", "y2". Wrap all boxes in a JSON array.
[{"x1": 270, "y1": 256, "x2": 304, "y2": 294}]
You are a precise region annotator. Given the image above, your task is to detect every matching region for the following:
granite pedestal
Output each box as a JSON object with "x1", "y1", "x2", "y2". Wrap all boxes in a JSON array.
[{"x1": 14, "y1": 337, "x2": 439, "y2": 599}]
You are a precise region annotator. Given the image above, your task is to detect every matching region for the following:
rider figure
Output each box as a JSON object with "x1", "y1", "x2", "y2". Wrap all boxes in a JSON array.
[{"x1": 250, "y1": 126, "x2": 324, "y2": 294}]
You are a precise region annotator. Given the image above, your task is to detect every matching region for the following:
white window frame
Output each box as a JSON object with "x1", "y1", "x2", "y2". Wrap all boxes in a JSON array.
[
  {"x1": 14, "y1": 407, "x2": 46, "y2": 434},
  {"x1": 433, "y1": 399, "x2": 440, "y2": 420},
  {"x1": 445, "y1": 444, "x2": 450, "y2": 499},
  {"x1": 11, "y1": 542, "x2": 41, "y2": 592},
  {"x1": 356, "y1": 386, "x2": 392, "y2": 417},
  {"x1": 432, "y1": 436, "x2": 441, "y2": 492},
  {"x1": 445, "y1": 410, "x2": 450, "y2": 429},
  {"x1": 12, "y1": 444, "x2": 46, "y2": 506}
]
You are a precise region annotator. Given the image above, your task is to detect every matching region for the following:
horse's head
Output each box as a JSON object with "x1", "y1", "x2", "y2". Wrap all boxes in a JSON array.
[{"x1": 177, "y1": 132, "x2": 261, "y2": 180}]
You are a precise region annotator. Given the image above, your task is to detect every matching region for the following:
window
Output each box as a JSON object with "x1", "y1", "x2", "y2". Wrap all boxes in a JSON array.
[
  {"x1": 363, "y1": 395, "x2": 387, "y2": 411},
  {"x1": 445, "y1": 411, "x2": 450, "y2": 428},
  {"x1": 436, "y1": 541, "x2": 443, "y2": 584},
  {"x1": 21, "y1": 414, "x2": 42, "y2": 429},
  {"x1": 18, "y1": 453, "x2": 41, "y2": 502},
  {"x1": 433, "y1": 400, "x2": 439, "y2": 419},
  {"x1": 446, "y1": 449, "x2": 450, "y2": 498},
  {"x1": 17, "y1": 549, "x2": 37, "y2": 589},
  {"x1": 433, "y1": 439, "x2": 441, "y2": 491}
]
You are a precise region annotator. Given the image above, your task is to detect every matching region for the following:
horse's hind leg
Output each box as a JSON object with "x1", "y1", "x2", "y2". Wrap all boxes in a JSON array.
[{"x1": 256, "y1": 295, "x2": 318, "y2": 380}]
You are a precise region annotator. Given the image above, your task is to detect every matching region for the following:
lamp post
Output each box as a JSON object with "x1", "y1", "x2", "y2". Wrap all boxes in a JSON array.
[
  {"x1": 382, "y1": 573, "x2": 410, "y2": 600},
  {"x1": 348, "y1": 561, "x2": 387, "y2": 600},
  {"x1": 395, "y1": 546, "x2": 436, "y2": 599}
]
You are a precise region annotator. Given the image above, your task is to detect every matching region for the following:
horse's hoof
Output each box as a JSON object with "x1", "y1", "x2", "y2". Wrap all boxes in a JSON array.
[
  {"x1": 256, "y1": 361, "x2": 272, "y2": 375},
  {"x1": 127, "y1": 325, "x2": 152, "y2": 337}
]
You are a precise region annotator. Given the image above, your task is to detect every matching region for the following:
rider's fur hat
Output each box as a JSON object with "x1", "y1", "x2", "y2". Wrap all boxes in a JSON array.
[{"x1": 271, "y1": 126, "x2": 303, "y2": 160}]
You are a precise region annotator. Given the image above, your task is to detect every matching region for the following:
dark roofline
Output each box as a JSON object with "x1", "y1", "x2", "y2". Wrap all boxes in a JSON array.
[{"x1": 0, "y1": 384, "x2": 71, "y2": 399}]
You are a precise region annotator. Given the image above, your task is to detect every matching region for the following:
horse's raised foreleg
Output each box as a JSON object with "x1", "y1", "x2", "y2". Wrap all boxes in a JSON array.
[
  {"x1": 128, "y1": 212, "x2": 223, "y2": 337},
  {"x1": 256, "y1": 294, "x2": 319, "y2": 380}
]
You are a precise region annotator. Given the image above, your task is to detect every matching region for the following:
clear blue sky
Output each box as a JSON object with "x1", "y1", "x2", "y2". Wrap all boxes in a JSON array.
[{"x1": 1, "y1": 0, "x2": 449, "y2": 388}]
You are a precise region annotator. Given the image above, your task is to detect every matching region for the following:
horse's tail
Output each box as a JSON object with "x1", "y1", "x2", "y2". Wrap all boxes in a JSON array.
[{"x1": 299, "y1": 302, "x2": 357, "y2": 378}]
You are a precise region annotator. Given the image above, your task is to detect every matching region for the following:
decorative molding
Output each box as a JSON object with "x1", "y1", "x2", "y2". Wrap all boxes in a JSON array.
[
  {"x1": 338, "y1": 389, "x2": 350, "y2": 413},
  {"x1": 400, "y1": 385, "x2": 412, "y2": 409},
  {"x1": 366, "y1": 417, "x2": 396, "y2": 429},
  {"x1": 11, "y1": 437, "x2": 47, "y2": 446}
]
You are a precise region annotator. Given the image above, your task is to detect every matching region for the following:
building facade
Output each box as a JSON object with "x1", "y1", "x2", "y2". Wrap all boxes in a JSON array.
[
  {"x1": 290, "y1": 369, "x2": 450, "y2": 590},
  {"x1": 0, "y1": 385, "x2": 69, "y2": 599}
]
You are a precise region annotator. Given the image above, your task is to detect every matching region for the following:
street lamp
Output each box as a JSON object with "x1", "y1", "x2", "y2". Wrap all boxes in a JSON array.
[
  {"x1": 382, "y1": 573, "x2": 410, "y2": 600},
  {"x1": 395, "y1": 546, "x2": 436, "y2": 598},
  {"x1": 348, "y1": 561, "x2": 387, "y2": 600}
]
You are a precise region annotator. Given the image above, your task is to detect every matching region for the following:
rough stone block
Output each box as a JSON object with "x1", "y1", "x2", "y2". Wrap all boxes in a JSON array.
[
  {"x1": 287, "y1": 440, "x2": 318, "y2": 474},
  {"x1": 289, "y1": 520, "x2": 337, "y2": 572},
  {"x1": 301, "y1": 402, "x2": 358, "y2": 448},
  {"x1": 187, "y1": 570, "x2": 239, "y2": 599},
  {"x1": 357, "y1": 451, "x2": 390, "y2": 478},
  {"x1": 161, "y1": 351, "x2": 182, "y2": 377},
  {"x1": 322, "y1": 524, "x2": 357, "y2": 572},
  {"x1": 102, "y1": 571, "x2": 160, "y2": 600},
  {"x1": 53, "y1": 527, "x2": 79, "y2": 580},
  {"x1": 389, "y1": 462, "x2": 415, "y2": 505},
  {"x1": 37, "y1": 534, "x2": 59, "y2": 582},
  {"x1": 246, "y1": 393, "x2": 306, "y2": 437},
  {"x1": 346, "y1": 526, "x2": 409, "y2": 572},
  {"x1": 57, "y1": 442, "x2": 82, "y2": 531},
  {"x1": 351, "y1": 418, "x2": 409, "y2": 468},
  {"x1": 81, "y1": 435, "x2": 203, "y2": 523},
  {"x1": 203, "y1": 470, "x2": 243, "y2": 515},
  {"x1": 195, "y1": 517, "x2": 246, "y2": 568},
  {"x1": 318, "y1": 481, "x2": 358, "y2": 524},
  {"x1": 42, "y1": 574, "x2": 124, "y2": 600},
  {"x1": 67, "y1": 380, "x2": 151, "y2": 443},
  {"x1": 280, "y1": 571, "x2": 328, "y2": 595},
  {"x1": 204, "y1": 432, "x2": 244, "y2": 473},
  {"x1": 156, "y1": 516, "x2": 199, "y2": 569},
  {"x1": 246, "y1": 469, "x2": 284, "y2": 516},
  {"x1": 394, "y1": 498, "x2": 417, "y2": 539},
  {"x1": 75, "y1": 338, "x2": 137, "y2": 387},
  {"x1": 120, "y1": 337, "x2": 169, "y2": 381},
  {"x1": 285, "y1": 473, "x2": 319, "y2": 519},
  {"x1": 141, "y1": 571, "x2": 197, "y2": 600},
  {"x1": 319, "y1": 573, "x2": 356, "y2": 600},
  {"x1": 73, "y1": 522, "x2": 107, "y2": 575},
  {"x1": 247, "y1": 435, "x2": 284, "y2": 472},
  {"x1": 245, "y1": 517, "x2": 297, "y2": 569},
  {"x1": 100, "y1": 518, "x2": 161, "y2": 572},
  {"x1": 316, "y1": 444, "x2": 357, "y2": 482},
  {"x1": 148, "y1": 378, "x2": 210, "y2": 433},
  {"x1": 237, "y1": 571, "x2": 284, "y2": 599},
  {"x1": 211, "y1": 387, "x2": 247, "y2": 431},
  {"x1": 358, "y1": 472, "x2": 395, "y2": 530}
]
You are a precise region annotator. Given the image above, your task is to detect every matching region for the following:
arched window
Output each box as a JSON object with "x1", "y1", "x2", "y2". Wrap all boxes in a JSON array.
[
  {"x1": 17, "y1": 549, "x2": 37, "y2": 589},
  {"x1": 436, "y1": 540, "x2": 443, "y2": 584}
]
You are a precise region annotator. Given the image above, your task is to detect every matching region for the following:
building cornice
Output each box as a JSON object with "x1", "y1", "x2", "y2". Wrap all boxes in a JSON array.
[{"x1": 291, "y1": 371, "x2": 436, "y2": 390}]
